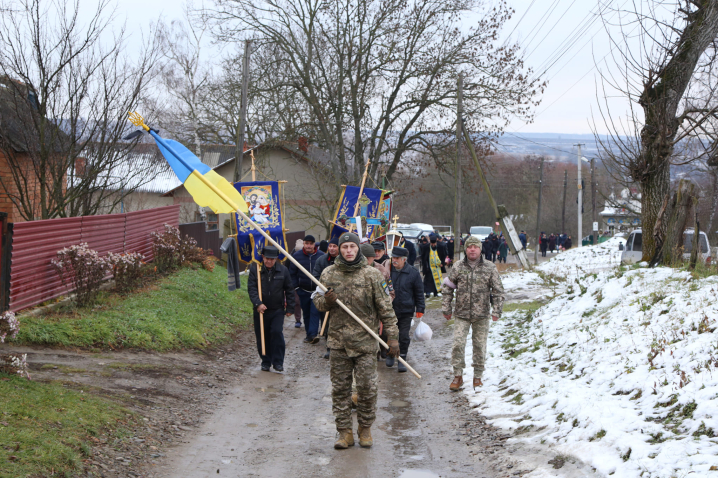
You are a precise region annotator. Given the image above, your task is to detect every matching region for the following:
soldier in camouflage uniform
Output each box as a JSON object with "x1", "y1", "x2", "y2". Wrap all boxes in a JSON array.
[
  {"x1": 313, "y1": 232, "x2": 400, "y2": 450},
  {"x1": 442, "y1": 235, "x2": 504, "y2": 391}
]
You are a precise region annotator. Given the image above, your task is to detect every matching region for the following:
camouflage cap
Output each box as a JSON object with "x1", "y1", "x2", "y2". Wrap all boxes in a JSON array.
[{"x1": 465, "y1": 236, "x2": 482, "y2": 248}]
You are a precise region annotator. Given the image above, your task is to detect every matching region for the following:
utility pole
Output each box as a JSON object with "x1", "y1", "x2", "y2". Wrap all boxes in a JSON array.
[
  {"x1": 576, "y1": 143, "x2": 584, "y2": 248},
  {"x1": 454, "y1": 73, "x2": 463, "y2": 263},
  {"x1": 561, "y1": 170, "x2": 567, "y2": 234},
  {"x1": 534, "y1": 157, "x2": 545, "y2": 265},
  {"x1": 233, "y1": 40, "x2": 252, "y2": 183},
  {"x1": 591, "y1": 157, "x2": 597, "y2": 245}
]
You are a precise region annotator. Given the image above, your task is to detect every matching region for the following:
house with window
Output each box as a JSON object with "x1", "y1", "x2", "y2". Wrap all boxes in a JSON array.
[{"x1": 600, "y1": 188, "x2": 642, "y2": 235}]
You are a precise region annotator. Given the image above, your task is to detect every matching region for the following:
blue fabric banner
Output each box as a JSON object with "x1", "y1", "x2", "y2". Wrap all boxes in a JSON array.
[
  {"x1": 332, "y1": 185, "x2": 385, "y2": 240},
  {"x1": 233, "y1": 181, "x2": 286, "y2": 262}
]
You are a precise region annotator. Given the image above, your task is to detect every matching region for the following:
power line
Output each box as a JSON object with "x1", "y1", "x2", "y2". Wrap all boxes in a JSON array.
[{"x1": 506, "y1": 0, "x2": 537, "y2": 39}]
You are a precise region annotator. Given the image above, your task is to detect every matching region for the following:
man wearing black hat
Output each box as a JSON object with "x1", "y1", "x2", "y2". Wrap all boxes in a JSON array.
[
  {"x1": 247, "y1": 246, "x2": 295, "y2": 372},
  {"x1": 289, "y1": 235, "x2": 322, "y2": 343},
  {"x1": 387, "y1": 246, "x2": 424, "y2": 372},
  {"x1": 371, "y1": 241, "x2": 390, "y2": 267},
  {"x1": 420, "y1": 233, "x2": 447, "y2": 297}
]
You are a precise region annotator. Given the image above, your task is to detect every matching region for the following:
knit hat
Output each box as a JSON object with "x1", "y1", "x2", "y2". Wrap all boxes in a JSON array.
[
  {"x1": 465, "y1": 236, "x2": 482, "y2": 248},
  {"x1": 338, "y1": 232, "x2": 360, "y2": 247},
  {"x1": 329, "y1": 237, "x2": 339, "y2": 245},
  {"x1": 303, "y1": 234, "x2": 316, "y2": 243},
  {"x1": 360, "y1": 243, "x2": 376, "y2": 257}
]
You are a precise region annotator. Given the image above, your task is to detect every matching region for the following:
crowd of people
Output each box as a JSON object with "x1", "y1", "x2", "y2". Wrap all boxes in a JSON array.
[
  {"x1": 243, "y1": 228, "x2": 505, "y2": 450},
  {"x1": 538, "y1": 232, "x2": 573, "y2": 257}
]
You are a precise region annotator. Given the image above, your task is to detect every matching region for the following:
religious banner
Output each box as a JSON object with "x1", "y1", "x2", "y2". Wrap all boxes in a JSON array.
[
  {"x1": 331, "y1": 185, "x2": 393, "y2": 242},
  {"x1": 234, "y1": 181, "x2": 287, "y2": 262}
]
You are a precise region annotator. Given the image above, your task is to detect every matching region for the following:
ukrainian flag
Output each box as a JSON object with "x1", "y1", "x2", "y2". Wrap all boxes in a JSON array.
[{"x1": 127, "y1": 112, "x2": 247, "y2": 214}]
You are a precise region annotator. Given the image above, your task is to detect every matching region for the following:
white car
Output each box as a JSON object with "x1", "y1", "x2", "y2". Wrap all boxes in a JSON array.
[
  {"x1": 469, "y1": 226, "x2": 493, "y2": 242},
  {"x1": 621, "y1": 228, "x2": 711, "y2": 264}
]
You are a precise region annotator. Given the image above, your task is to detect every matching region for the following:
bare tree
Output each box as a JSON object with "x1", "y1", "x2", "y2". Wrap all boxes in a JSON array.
[
  {"x1": 204, "y1": 0, "x2": 543, "y2": 187},
  {"x1": 155, "y1": 11, "x2": 210, "y2": 157},
  {"x1": 0, "y1": 0, "x2": 160, "y2": 220},
  {"x1": 594, "y1": 0, "x2": 718, "y2": 260}
]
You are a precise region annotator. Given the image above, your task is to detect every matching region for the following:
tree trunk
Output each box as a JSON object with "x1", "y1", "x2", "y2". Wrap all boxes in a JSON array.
[
  {"x1": 640, "y1": 156, "x2": 672, "y2": 261},
  {"x1": 659, "y1": 180, "x2": 696, "y2": 266}
]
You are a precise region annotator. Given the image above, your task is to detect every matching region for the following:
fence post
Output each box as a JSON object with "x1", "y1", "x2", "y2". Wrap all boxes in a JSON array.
[{"x1": 0, "y1": 217, "x2": 13, "y2": 312}]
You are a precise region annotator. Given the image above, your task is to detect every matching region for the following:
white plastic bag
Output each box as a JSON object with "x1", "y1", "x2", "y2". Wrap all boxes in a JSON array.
[{"x1": 414, "y1": 320, "x2": 433, "y2": 342}]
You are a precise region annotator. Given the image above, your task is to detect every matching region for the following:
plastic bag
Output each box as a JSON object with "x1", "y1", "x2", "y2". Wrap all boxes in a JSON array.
[{"x1": 414, "y1": 320, "x2": 433, "y2": 342}]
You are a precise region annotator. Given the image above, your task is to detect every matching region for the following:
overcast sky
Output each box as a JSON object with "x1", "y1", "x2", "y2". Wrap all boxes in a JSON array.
[{"x1": 84, "y1": 0, "x2": 639, "y2": 136}]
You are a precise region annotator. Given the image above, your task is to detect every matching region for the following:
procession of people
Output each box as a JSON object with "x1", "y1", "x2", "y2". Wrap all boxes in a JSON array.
[{"x1": 242, "y1": 219, "x2": 505, "y2": 450}]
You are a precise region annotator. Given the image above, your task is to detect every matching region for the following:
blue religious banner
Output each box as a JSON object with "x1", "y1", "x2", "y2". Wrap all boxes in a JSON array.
[
  {"x1": 233, "y1": 181, "x2": 287, "y2": 262},
  {"x1": 331, "y1": 185, "x2": 392, "y2": 241}
]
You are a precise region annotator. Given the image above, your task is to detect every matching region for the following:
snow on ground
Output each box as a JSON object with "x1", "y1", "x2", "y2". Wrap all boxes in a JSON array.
[
  {"x1": 535, "y1": 237, "x2": 625, "y2": 278},
  {"x1": 463, "y1": 241, "x2": 718, "y2": 477}
]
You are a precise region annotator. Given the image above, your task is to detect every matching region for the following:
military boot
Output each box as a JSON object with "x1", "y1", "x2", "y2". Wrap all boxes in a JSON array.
[
  {"x1": 449, "y1": 375, "x2": 463, "y2": 391},
  {"x1": 385, "y1": 355, "x2": 395, "y2": 367},
  {"x1": 357, "y1": 426, "x2": 373, "y2": 448},
  {"x1": 334, "y1": 429, "x2": 354, "y2": 449},
  {"x1": 397, "y1": 355, "x2": 407, "y2": 373},
  {"x1": 473, "y1": 377, "x2": 483, "y2": 390}
]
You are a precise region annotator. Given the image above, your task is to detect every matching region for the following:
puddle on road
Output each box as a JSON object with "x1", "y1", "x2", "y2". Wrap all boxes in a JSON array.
[
  {"x1": 390, "y1": 400, "x2": 410, "y2": 408},
  {"x1": 255, "y1": 387, "x2": 279, "y2": 393},
  {"x1": 397, "y1": 470, "x2": 439, "y2": 478}
]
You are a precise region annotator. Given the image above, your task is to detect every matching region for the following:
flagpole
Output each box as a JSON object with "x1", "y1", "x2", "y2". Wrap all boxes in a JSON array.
[
  {"x1": 250, "y1": 150, "x2": 266, "y2": 356},
  {"x1": 127, "y1": 113, "x2": 419, "y2": 379}
]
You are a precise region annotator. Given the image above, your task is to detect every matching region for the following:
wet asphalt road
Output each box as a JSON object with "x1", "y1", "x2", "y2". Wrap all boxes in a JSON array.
[{"x1": 157, "y1": 306, "x2": 495, "y2": 478}]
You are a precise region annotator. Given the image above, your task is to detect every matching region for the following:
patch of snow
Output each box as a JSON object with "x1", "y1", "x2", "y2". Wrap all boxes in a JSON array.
[{"x1": 465, "y1": 243, "x2": 718, "y2": 477}]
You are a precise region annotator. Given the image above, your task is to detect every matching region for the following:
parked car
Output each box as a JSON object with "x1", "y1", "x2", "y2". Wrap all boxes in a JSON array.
[
  {"x1": 621, "y1": 228, "x2": 711, "y2": 264},
  {"x1": 469, "y1": 226, "x2": 493, "y2": 242}
]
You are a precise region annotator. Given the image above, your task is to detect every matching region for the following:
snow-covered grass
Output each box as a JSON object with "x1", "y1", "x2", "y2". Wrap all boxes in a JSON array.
[{"x1": 464, "y1": 241, "x2": 718, "y2": 477}]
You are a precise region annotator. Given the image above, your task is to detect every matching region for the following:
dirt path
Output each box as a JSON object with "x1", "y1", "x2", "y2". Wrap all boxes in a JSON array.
[{"x1": 149, "y1": 307, "x2": 529, "y2": 478}]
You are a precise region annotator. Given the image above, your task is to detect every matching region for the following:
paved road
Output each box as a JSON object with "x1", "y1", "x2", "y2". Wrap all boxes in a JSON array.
[{"x1": 157, "y1": 309, "x2": 503, "y2": 478}]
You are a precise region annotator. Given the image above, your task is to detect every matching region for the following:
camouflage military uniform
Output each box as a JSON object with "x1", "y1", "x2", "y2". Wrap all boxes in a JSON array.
[
  {"x1": 313, "y1": 256, "x2": 398, "y2": 430},
  {"x1": 442, "y1": 255, "x2": 504, "y2": 378}
]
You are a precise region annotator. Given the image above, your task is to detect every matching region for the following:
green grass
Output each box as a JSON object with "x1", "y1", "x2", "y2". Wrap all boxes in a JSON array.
[
  {"x1": 0, "y1": 374, "x2": 133, "y2": 477},
  {"x1": 16, "y1": 266, "x2": 253, "y2": 351},
  {"x1": 502, "y1": 300, "x2": 545, "y2": 314}
]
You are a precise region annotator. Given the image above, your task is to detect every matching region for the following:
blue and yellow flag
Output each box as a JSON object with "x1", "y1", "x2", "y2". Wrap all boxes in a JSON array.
[{"x1": 127, "y1": 112, "x2": 247, "y2": 215}]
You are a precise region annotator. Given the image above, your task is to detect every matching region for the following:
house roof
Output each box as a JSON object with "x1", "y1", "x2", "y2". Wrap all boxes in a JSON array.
[{"x1": 161, "y1": 141, "x2": 329, "y2": 196}]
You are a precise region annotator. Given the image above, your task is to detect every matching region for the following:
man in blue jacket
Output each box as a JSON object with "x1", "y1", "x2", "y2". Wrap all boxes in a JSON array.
[{"x1": 289, "y1": 235, "x2": 322, "y2": 343}]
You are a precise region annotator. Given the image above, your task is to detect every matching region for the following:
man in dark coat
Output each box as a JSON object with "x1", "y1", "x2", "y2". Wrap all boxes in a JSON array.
[
  {"x1": 491, "y1": 234, "x2": 500, "y2": 262},
  {"x1": 288, "y1": 235, "x2": 322, "y2": 343},
  {"x1": 313, "y1": 237, "x2": 340, "y2": 358},
  {"x1": 247, "y1": 246, "x2": 295, "y2": 372},
  {"x1": 388, "y1": 246, "x2": 424, "y2": 372},
  {"x1": 548, "y1": 234, "x2": 557, "y2": 253},
  {"x1": 518, "y1": 231, "x2": 527, "y2": 250},
  {"x1": 447, "y1": 237, "x2": 455, "y2": 261},
  {"x1": 421, "y1": 234, "x2": 446, "y2": 297},
  {"x1": 540, "y1": 233, "x2": 548, "y2": 257}
]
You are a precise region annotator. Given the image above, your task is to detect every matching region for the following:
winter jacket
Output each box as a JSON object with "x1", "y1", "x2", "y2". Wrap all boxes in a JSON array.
[
  {"x1": 564, "y1": 238, "x2": 573, "y2": 249},
  {"x1": 289, "y1": 249, "x2": 322, "y2": 291},
  {"x1": 441, "y1": 255, "x2": 504, "y2": 320},
  {"x1": 312, "y1": 252, "x2": 337, "y2": 280},
  {"x1": 498, "y1": 241, "x2": 509, "y2": 258},
  {"x1": 548, "y1": 235, "x2": 557, "y2": 250},
  {"x1": 390, "y1": 263, "x2": 425, "y2": 316},
  {"x1": 247, "y1": 262, "x2": 295, "y2": 314},
  {"x1": 313, "y1": 258, "x2": 398, "y2": 354},
  {"x1": 402, "y1": 239, "x2": 418, "y2": 265},
  {"x1": 518, "y1": 233, "x2": 527, "y2": 248}
]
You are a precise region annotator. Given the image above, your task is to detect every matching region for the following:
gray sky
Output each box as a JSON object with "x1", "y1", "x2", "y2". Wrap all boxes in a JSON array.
[{"x1": 88, "y1": 0, "x2": 635, "y2": 136}]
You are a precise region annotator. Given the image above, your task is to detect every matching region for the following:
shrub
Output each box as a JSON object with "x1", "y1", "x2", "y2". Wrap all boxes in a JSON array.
[
  {"x1": 151, "y1": 224, "x2": 183, "y2": 272},
  {"x1": 51, "y1": 243, "x2": 110, "y2": 307},
  {"x1": 151, "y1": 224, "x2": 211, "y2": 272},
  {"x1": 0, "y1": 311, "x2": 19, "y2": 343},
  {"x1": 107, "y1": 251, "x2": 145, "y2": 292},
  {"x1": 0, "y1": 353, "x2": 29, "y2": 379}
]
